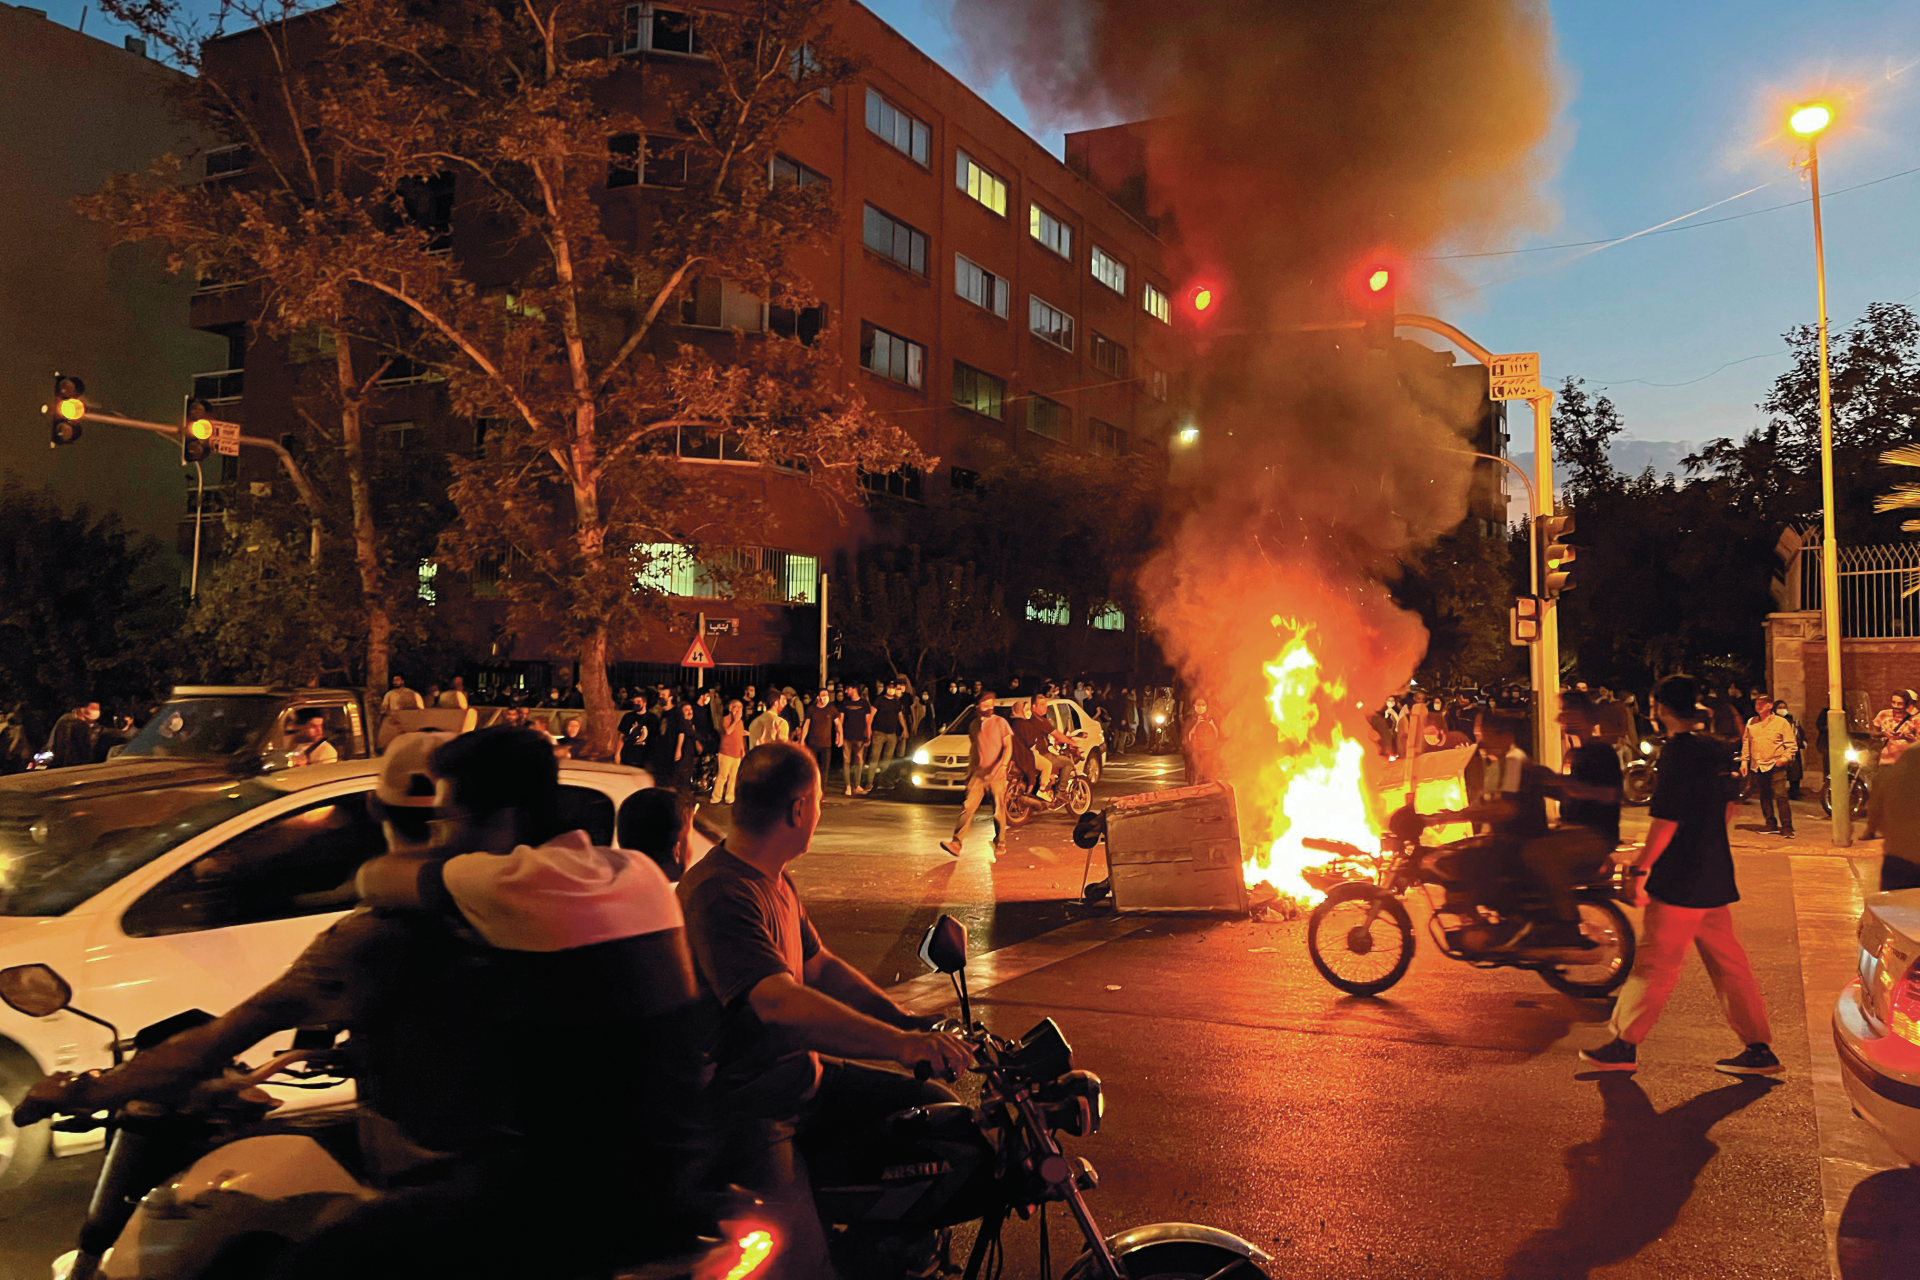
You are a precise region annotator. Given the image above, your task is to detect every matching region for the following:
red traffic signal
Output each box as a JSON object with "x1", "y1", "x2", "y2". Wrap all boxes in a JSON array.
[
  {"x1": 1355, "y1": 262, "x2": 1396, "y2": 345},
  {"x1": 1183, "y1": 282, "x2": 1218, "y2": 319}
]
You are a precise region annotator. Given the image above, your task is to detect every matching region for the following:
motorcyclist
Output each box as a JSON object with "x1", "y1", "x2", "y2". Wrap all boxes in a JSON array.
[
  {"x1": 20, "y1": 728, "x2": 714, "y2": 1279},
  {"x1": 1025, "y1": 693, "x2": 1075, "y2": 799},
  {"x1": 677, "y1": 741, "x2": 972, "y2": 1279}
]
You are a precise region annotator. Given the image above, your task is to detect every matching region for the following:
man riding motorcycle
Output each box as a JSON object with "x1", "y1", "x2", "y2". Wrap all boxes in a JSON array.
[
  {"x1": 677, "y1": 741, "x2": 971, "y2": 1279},
  {"x1": 20, "y1": 728, "x2": 714, "y2": 1279}
]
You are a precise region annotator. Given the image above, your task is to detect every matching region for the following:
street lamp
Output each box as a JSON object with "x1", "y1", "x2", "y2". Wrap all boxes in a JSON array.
[{"x1": 1790, "y1": 101, "x2": 1851, "y2": 844}]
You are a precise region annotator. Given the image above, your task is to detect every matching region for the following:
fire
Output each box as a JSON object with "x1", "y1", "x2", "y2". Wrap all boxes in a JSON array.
[{"x1": 1242, "y1": 622, "x2": 1381, "y2": 905}]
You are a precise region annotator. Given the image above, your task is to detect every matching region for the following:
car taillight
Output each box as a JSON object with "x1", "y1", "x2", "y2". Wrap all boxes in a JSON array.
[{"x1": 1891, "y1": 960, "x2": 1920, "y2": 1048}]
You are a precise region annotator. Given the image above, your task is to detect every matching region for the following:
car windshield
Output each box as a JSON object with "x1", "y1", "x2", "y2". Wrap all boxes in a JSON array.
[
  {"x1": 118, "y1": 697, "x2": 283, "y2": 760},
  {"x1": 0, "y1": 780, "x2": 282, "y2": 916}
]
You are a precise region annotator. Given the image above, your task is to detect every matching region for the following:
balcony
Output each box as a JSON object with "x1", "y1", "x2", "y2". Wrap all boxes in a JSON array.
[{"x1": 192, "y1": 369, "x2": 244, "y2": 404}]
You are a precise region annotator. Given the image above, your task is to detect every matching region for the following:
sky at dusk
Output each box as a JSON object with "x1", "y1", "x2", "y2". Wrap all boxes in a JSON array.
[{"x1": 39, "y1": 0, "x2": 1919, "y2": 455}]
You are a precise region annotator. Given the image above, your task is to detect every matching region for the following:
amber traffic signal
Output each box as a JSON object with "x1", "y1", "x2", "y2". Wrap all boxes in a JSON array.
[
  {"x1": 46, "y1": 374, "x2": 85, "y2": 447},
  {"x1": 1538, "y1": 512, "x2": 1576, "y2": 596},
  {"x1": 182, "y1": 398, "x2": 214, "y2": 464},
  {"x1": 1358, "y1": 264, "x2": 1395, "y2": 345}
]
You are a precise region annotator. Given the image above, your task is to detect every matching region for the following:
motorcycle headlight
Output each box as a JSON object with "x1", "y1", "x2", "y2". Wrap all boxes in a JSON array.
[
  {"x1": 911, "y1": 748, "x2": 930, "y2": 765},
  {"x1": 1040, "y1": 1070, "x2": 1103, "y2": 1137},
  {"x1": 1846, "y1": 748, "x2": 1861, "y2": 764},
  {"x1": 1638, "y1": 741, "x2": 1652, "y2": 755},
  {"x1": 1152, "y1": 712, "x2": 1166, "y2": 725}
]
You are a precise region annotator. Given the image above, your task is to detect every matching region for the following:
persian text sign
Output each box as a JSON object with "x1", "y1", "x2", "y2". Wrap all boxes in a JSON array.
[{"x1": 1488, "y1": 353, "x2": 1540, "y2": 402}]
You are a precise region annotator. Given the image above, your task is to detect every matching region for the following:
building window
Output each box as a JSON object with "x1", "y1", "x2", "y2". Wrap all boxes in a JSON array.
[
  {"x1": 1140, "y1": 358, "x2": 1168, "y2": 401},
  {"x1": 768, "y1": 303, "x2": 826, "y2": 345},
  {"x1": 635, "y1": 544, "x2": 817, "y2": 603},
  {"x1": 681, "y1": 278, "x2": 766, "y2": 331},
  {"x1": 787, "y1": 45, "x2": 831, "y2": 103},
  {"x1": 862, "y1": 204, "x2": 927, "y2": 275},
  {"x1": 1090, "y1": 332, "x2": 1129, "y2": 379},
  {"x1": 1091, "y1": 419, "x2": 1128, "y2": 456},
  {"x1": 608, "y1": 133, "x2": 688, "y2": 188},
  {"x1": 1027, "y1": 394, "x2": 1069, "y2": 442},
  {"x1": 1091, "y1": 602, "x2": 1125, "y2": 631},
  {"x1": 608, "y1": 133, "x2": 641, "y2": 188},
  {"x1": 1091, "y1": 245, "x2": 1127, "y2": 295},
  {"x1": 952, "y1": 362, "x2": 1005, "y2": 421},
  {"x1": 865, "y1": 88, "x2": 929, "y2": 166},
  {"x1": 288, "y1": 327, "x2": 338, "y2": 364},
  {"x1": 955, "y1": 150, "x2": 1007, "y2": 216},
  {"x1": 950, "y1": 466, "x2": 979, "y2": 492},
  {"x1": 858, "y1": 466, "x2": 924, "y2": 502},
  {"x1": 381, "y1": 421, "x2": 419, "y2": 450},
  {"x1": 1143, "y1": 281, "x2": 1172, "y2": 324},
  {"x1": 204, "y1": 143, "x2": 251, "y2": 179},
  {"x1": 618, "y1": 3, "x2": 701, "y2": 55},
  {"x1": 376, "y1": 356, "x2": 435, "y2": 385},
  {"x1": 1026, "y1": 593, "x2": 1069, "y2": 626},
  {"x1": 1029, "y1": 203, "x2": 1071, "y2": 260},
  {"x1": 860, "y1": 323, "x2": 924, "y2": 389},
  {"x1": 417, "y1": 560, "x2": 439, "y2": 607},
  {"x1": 770, "y1": 153, "x2": 826, "y2": 188},
  {"x1": 1029, "y1": 296, "x2": 1075, "y2": 353},
  {"x1": 954, "y1": 254, "x2": 1009, "y2": 317}
]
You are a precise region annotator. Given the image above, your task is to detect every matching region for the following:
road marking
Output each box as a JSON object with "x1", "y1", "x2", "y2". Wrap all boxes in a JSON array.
[
  {"x1": 887, "y1": 915, "x2": 1158, "y2": 1015},
  {"x1": 1788, "y1": 854, "x2": 1905, "y2": 1280}
]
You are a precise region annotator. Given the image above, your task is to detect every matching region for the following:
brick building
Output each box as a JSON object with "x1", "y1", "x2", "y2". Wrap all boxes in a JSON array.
[{"x1": 187, "y1": 0, "x2": 1186, "y2": 690}]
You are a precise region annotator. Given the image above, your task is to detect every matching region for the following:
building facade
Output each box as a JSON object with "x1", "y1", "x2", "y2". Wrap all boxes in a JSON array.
[{"x1": 185, "y1": 0, "x2": 1185, "y2": 688}]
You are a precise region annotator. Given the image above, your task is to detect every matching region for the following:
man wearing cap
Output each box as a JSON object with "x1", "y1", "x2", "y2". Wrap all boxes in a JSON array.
[
  {"x1": 1581, "y1": 676, "x2": 1782, "y2": 1077},
  {"x1": 1740, "y1": 694, "x2": 1797, "y2": 837}
]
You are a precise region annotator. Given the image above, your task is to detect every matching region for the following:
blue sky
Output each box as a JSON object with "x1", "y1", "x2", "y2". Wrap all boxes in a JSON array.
[{"x1": 45, "y1": 0, "x2": 1919, "y2": 450}]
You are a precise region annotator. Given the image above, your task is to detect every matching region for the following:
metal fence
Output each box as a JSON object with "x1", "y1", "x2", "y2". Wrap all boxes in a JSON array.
[{"x1": 1796, "y1": 537, "x2": 1920, "y2": 638}]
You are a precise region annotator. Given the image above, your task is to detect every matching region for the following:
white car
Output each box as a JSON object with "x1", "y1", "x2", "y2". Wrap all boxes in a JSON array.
[
  {"x1": 0, "y1": 755, "x2": 655, "y2": 1188},
  {"x1": 1833, "y1": 886, "x2": 1920, "y2": 1164},
  {"x1": 900, "y1": 698, "x2": 1107, "y2": 797}
]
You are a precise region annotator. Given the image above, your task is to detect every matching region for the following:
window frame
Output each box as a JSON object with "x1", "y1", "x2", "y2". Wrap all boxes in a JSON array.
[
  {"x1": 679, "y1": 277, "x2": 768, "y2": 332},
  {"x1": 1090, "y1": 331, "x2": 1129, "y2": 379},
  {"x1": 1028, "y1": 295, "x2": 1076, "y2": 353},
  {"x1": 865, "y1": 87, "x2": 930, "y2": 167},
  {"x1": 1027, "y1": 394, "x2": 1070, "y2": 442},
  {"x1": 1091, "y1": 245, "x2": 1127, "y2": 295},
  {"x1": 1028, "y1": 203, "x2": 1072, "y2": 260},
  {"x1": 1143, "y1": 281, "x2": 1172, "y2": 324},
  {"x1": 954, "y1": 254, "x2": 1010, "y2": 318},
  {"x1": 951, "y1": 361, "x2": 1006, "y2": 421},
  {"x1": 1090, "y1": 419, "x2": 1128, "y2": 456},
  {"x1": 862, "y1": 204, "x2": 928, "y2": 277},
  {"x1": 769, "y1": 153, "x2": 827, "y2": 189},
  {"x1": 617, "y1": 3, "x2": 703, "y2": 57},
  {"x1": 859, "y1": 322, "x2": 926, "y2": 390},
  {"x1": 955, "y1": 149, "x2": 1008, "y2": 217}
]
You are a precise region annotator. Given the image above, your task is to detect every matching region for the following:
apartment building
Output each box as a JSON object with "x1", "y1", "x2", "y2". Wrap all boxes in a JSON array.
[{"x1": 186, "y1": 1, "x2": 1187, "y2": 680}]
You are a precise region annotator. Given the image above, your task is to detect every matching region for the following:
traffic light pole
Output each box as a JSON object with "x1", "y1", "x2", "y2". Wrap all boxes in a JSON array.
[{"x1": 60, "y1": 409, "x2": 325, "y2": 565}]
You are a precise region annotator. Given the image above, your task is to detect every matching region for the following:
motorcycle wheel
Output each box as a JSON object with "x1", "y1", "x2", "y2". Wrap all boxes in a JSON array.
[
  {"x1": 1065, "y1": 1242, "x2": 1269, "y2": 1280},
  {"x1": 1820, "y1": 776, "x2": 1869, "y2": 819},
  {"x1": 1005, "y1": 789, "x2": 1036, "y2": 829},
  {"x1": 1306, "y1": 882, "x2": 1415, "y2": 997},
  {"x1": 1622, "y1": 764, "x2": 1654, "y2": 807},
  {"x1": 1537, "y1": 899, "x2": 1637, "y2": 999},
  {"x1": 1066, "y1": 776, "x2": 1094, "y2": 815},
  {"x1": 0, "y1": 1051, "x2": 49, "y2": 1190}
]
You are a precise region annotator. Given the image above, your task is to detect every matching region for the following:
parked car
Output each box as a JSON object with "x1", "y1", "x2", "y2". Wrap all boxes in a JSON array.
[
  {"x1": 0, "y1": 756, "x2": 654, "y2": 1188},
  {"x1": 1833, "y1": 886, "x2": 1920, "y2": 1164},
  {"x1": 113, "y1": 685, "x2": 374, "y2": 771},
  {"x1": 878, "y1": 698, "x2": 1107, "y2": 799}
]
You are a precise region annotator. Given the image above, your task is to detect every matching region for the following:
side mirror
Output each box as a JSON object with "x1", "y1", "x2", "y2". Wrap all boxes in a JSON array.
[
  {"x1": 918, "y1": 915, "x2": 969, "y2": 975},
  {"x1": 0, "y1": 964, "x2": 73, "y2": 1018},
  {"x1": 1072, "y1": 811, "x2": 1106, "y2": 850}
]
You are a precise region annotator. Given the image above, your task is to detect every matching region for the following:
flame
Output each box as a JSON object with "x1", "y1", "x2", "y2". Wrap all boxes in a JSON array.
[{"x1": 1241, "y1": 621, "x2": 1381, "y2": 905}]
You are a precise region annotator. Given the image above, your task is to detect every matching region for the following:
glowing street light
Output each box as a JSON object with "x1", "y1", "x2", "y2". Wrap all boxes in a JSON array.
[
  {"x1": 1177, "y1": 424, "x2": 1201, "y2": 445},
  {"x1": 1790, "y1": 99, "x2": 1850, "y2": 842},
  {"x1": 1789, "y1": 103, "x2": 1833, "y2": 137}
]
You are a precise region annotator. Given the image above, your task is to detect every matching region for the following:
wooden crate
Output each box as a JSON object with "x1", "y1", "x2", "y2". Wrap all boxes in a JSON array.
[{"x1": 1104, "y1": 782, "x2": 1249, "y2": 914}]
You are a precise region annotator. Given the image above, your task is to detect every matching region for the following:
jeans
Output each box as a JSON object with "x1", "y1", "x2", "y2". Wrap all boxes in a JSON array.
[
  {"x1": 1753, "y1": 767, "x2": 1793, "y2": 833},
  {"x1": 1609, "y1": 899, "x2": 1772, "y2": 1047},
  {"x1": 870, "y1": 731, "x2": 901, "y2": 776},
  {"x1": 951, "y1": 769, "x2": 1008, "y2": 849},
  {"x1": 727, "y1": 1059, "x2": 957, "y2": 1280}
]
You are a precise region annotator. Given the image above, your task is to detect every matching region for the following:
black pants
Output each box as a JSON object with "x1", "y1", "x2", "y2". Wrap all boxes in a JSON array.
[
  {"x1": 1754, "y1": 768, "x2": 1793, "y2": 833},
  {"x1": 1884, "y1": 855, "x2": 1920, "y2": 892},
  {"x1": 728, "y1": 1059, "x2": 957, "y2": 1280}
]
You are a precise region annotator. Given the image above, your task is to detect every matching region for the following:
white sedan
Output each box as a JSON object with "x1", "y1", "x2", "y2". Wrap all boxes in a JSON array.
[
  {"x1": 0, "y1": 755, "x2": 655, "y2": 1188},
  {"x1": 1833, "y1": 886, "x2": 1920, "y2": 1164},
  {"x1": 901, "y1": 698, "x2": 1108, "y2": 796}
]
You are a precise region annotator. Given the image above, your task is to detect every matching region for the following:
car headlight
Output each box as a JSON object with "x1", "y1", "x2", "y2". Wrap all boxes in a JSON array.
[
  {"x1": 1638, "y1": 741, "x2": 1652, "y2": 755},
  {"x1": 911, "y1": 748, "x2": 930, "y2": 765},
  {"x1": 1846, "y1": 748, "x2": 1861, "y2": 764}
]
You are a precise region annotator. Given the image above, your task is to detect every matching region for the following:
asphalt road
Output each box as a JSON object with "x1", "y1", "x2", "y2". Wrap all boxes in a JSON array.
[{"x1": 2, "y1": 752, "x2": 1913, "y2": 1279}]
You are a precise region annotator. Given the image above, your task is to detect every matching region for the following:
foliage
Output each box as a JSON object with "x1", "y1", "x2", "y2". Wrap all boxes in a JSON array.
[
  {"x1": 1390, "y1": 522, "x2": 1521, "y2": 689},
  {"x1": 180, "y1": 521, "x2": 362, "y2": 686},
  {"x1": 0, "y1": 477, "x2": 181, "y2": 736},
  {"x1": 837, "y1": 546, "x2": 1012, "y2": 683}
]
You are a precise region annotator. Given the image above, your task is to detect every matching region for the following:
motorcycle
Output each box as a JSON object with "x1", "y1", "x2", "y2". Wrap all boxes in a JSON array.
[
  {"x1": 1004, "y1": 744, "x2": 1096, "y2": 828},
  {"x1": 812, "y1": 916, "x2": 1270, "y2": 1280},
  {"x1": 1820, "y1": 740, "x2": 1873, "y2": 819},
  {"x1": 1617, "y1": 735, "x2": 1659, "y2": 806},
  {"x1": 0, "y1": 963, "x2": 775, "y2": 1280},
  {"x1": 1300, "y1": 808, "x2": 1637, "y2": 1000}
]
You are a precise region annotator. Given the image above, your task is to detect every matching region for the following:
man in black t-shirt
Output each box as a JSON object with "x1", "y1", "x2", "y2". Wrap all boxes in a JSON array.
[
  {"x1": 1581, "y1": 676, "x2": 1781, "y2": 1077},
  {"x1": 869, "y1": 680, "x2": 908, "y2": 778}
]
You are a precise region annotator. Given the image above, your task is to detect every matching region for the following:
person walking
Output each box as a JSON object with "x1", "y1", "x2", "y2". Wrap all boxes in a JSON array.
[
  {"x1": 940, "y1": 692, "x2": 1013, "y2": 858},
  {"x1": 713, "y1": 700, "x2": 748, "y2": 805},
  {"x1": 869, "y1": 680, "x2": 907, "y2": 781},
  {"x1": 1580, "y1": 676, "x2": 1782, "y2": 1076},
  {"x1": 800, "y1": 690, "x2": 837, "y2": 784},
  {"x1": 1773, "y1": 698, "x2": 1808, "y2": 799},
  {"x1": 1740, "y1": 694, "x2": 1797, "y2": 838},
  {"x1": 839, "y1": 684, "x2": 875, "y2": 795}
]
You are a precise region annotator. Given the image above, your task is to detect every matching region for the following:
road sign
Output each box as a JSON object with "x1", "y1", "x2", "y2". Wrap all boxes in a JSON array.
[
  {"x1": 1488, "y1": 352, "x2": 1541, "y2": 402},
  {"x1": 705, "y1": 617, "x2": 738, "y2": 637},
  {"x1": 212, "y1": 420, "x2": 240, "y2": 457},
  {"x1": 681, "y1": 633, "x2": 715, "y2": 668}
]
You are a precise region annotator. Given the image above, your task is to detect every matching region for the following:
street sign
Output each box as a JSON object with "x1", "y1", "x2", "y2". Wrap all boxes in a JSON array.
[
  {"x1": 705, "y1": 617, "x2": 738, "y2": 637},
  {"x1": 1488, "y1": 353, "x2": 1540, "y2": 402},
  {"x1": 212, "y1": 420, "x2": 240, "y2": 457},
  {"x1": 681, "y1": 633, "x2": 715, "y2": 668}
]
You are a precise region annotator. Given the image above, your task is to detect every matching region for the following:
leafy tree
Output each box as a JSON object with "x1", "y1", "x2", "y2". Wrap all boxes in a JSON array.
[
  {"x1": 1390, "y1": 522, "x2": 1521, "y2": 689},
  {"x1": 1550, "y1": 376, "x2": 1625, "y2": 505},
  {"x1": 180, "y1": 520, "x2": 362, "y2": 686},
  {"x1": 0, "y1": 477, "x2": 182, "y2": 738},
  {"x1": 837, "y1": 547, "x2": 1011, "y2": 684}
]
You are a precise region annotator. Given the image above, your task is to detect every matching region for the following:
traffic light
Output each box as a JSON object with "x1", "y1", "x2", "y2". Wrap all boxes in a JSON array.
[
  {"x1": 1510, "y1": 595, "x2": 1542, "y2": 646},
  {"x1": 182, "y1": 398, "x2": 214, "y2": 464},
  {"x1": 1182, "y1": 281, "x2": 1218, "y2": 324},
  {"x1": 46, "y1": 375, "x2": 85, "y2": 447},
  {"x1": 1357, "y1": 264, "x2": 1395, "y2": 345},
  {"x1": 1538, "y1": 512, "x2": 1575, "y2": 596}
]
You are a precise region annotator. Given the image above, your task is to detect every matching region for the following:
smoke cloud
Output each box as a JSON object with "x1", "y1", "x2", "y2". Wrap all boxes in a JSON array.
[{"x1": 952, "y1": 0, "x2": 1562, "y2": 775}]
